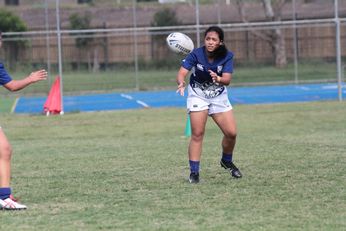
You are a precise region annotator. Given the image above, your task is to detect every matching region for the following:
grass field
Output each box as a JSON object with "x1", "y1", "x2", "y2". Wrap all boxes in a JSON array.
[
  {"x1": 0, "y1": 97, "x2": 14, "y2": 112},
  {"x1": 0, "y1": 101, "x2": 345, "y2": 230}
]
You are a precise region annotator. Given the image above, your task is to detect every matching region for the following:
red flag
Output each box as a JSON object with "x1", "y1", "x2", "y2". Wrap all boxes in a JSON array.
[{"x1": 43, "y1": 76, "x2": 62, "y2": 115}]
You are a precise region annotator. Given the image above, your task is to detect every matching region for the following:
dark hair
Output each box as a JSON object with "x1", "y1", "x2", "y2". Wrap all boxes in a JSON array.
[{"x1": 204, "y1": 26, "x2": 228, "y2": 58}]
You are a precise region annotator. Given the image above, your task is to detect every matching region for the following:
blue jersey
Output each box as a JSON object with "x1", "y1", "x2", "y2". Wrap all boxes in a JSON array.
[
  {"x1": 181, "y1": 46, "x2": 234, "y2": 98},
  {"x1": 0, "y1": 62, "x2": 12, "y2": 86}
]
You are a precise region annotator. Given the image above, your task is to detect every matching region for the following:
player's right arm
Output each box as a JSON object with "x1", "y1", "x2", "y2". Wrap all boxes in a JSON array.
[
  {"x1": 3, "y1": 69, "x2": 47, "y2": 92},
  {"x1": 176, "y1": 67, "x2": 189, "y2": 96}
]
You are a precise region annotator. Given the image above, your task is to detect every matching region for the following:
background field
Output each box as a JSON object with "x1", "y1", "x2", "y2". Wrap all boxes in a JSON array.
[
  {"x1": 0, "y1": 101, "x2": 345, "y2": 230},
  {"x1": 0, "y1": 61, "x2": 339, "y2": 98}
]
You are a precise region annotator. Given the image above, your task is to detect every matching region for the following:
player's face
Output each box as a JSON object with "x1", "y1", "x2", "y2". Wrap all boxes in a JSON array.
[{"x1": 204, "y1": 31, "x2": 221, "y2": 53}]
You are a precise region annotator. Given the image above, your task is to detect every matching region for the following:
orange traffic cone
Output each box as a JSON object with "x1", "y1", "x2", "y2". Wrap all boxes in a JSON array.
[{"x1": 43, "y1": 76, "x2": 62, "y2": 115}]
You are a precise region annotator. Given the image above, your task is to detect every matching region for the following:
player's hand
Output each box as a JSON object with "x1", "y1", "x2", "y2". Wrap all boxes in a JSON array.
[
  {"x1": 28, "y1": 69, "x2": 47, "y2": 83},
  {"x1": 176, "y1": 81, "x2": 186, "y2": 96},
  {"x1": 208, "y1": 70, "x2": 220, "y2": 84}
]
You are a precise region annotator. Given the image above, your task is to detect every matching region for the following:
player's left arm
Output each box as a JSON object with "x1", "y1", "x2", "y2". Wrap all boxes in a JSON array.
[
  {"x1": 209, "y1": 70, "x2": 232, "y2": 86},
  {"x1": 3, "y1": 69, "x2": 47, "y2": 92},
  {"x1": 220, "y1": 72, "x2": 232, "y2": 86},
  {"x1": 211, "y1": 53, "x2": 233, "y2": 86}
]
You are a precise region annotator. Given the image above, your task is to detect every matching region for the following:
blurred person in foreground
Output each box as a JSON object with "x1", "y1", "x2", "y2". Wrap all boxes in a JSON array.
[
  {"x1": 176, "y1": 26, "x2": 242, "y2": 183},
  {"x1": 0, "y1": 31, "x2": 47, "y2": 209}
]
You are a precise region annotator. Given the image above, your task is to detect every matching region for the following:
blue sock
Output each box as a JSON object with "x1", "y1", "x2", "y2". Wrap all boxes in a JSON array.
[
  {"x1": 0, "y1": 187, "x2": 11, "y2": 200},
  {"x1": 189, "y1": 160, "x2": 200, "y2": 173},
  {"x1": 222, "y1": 153, "x2": 233, "y2": 162}
]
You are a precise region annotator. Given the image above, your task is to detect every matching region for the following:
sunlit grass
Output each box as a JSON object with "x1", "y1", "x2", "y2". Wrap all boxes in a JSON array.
[{"x1": 0, "y1": 101, "x2": 345, "y2": 230}]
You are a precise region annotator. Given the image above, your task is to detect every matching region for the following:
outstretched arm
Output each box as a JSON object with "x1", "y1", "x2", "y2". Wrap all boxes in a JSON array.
[
  {"x1": 3, "y1": 69, "x2": 47, "y2": 92},
  {"x1": 176, "y1": 67, "x2": 189, "y2": 96}
]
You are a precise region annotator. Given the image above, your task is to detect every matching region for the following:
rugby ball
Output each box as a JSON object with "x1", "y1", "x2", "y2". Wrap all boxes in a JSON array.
[{"x1": 166, "y1": 32, "x2": 194, "y2": 55}]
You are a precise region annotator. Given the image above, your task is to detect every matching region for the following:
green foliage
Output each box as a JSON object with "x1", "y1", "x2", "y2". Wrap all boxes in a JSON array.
[
  {"x1": 150, "y1": 8, "x2": 181, "y2": 61},
  {"x1": 77, "y1": 0, "x2": 93, "y2": 3},
  {"x1": 0, "y1": 9, "x2": 27, "y2": 32},
  {"x1": 151, "y1": 8, "x2": 181, "y2": 27},
  {"x1": 69, "y1": 13, "x2": 93, "y2": 48},
  {"x1": 0, "y1": 9, "x2": 27, "y2": 70}
]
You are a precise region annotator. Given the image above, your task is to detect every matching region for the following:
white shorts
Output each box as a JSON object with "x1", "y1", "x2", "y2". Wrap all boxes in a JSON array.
[{"x1": 187, "y1": 85, "x2": 232, "y2": 115}]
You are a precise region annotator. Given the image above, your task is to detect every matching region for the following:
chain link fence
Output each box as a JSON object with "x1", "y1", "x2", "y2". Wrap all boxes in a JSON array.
[{"x1": 0, "y1": 0, "x2": 344, "y2": 96}]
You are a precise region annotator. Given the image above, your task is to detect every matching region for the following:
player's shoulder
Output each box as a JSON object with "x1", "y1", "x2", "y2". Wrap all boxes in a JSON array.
[
  {"x1": 226, "y1": 50, "x2": 234, "y2": 59},
  {"x1": 190, "y1": 47, "x2": 204, "y2": 56},
  {"x1": 0, "y1": 62, "x2": 5, "y2": 71},
  {"x1": 184, "y1": 47, "x2": 202, "y2": 62},
  {"x1": 194, "y1": 46, "x2": 204, "y2": 52},
  {"x1": 220, "y1": 51, "x2": 233, "y2": 63}
]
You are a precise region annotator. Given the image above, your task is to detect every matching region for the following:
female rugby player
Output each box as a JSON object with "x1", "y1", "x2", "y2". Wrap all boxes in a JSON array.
[
  {"x1": 0, "y1": 31, "x2": 47, "y2": 209},
  {"x1": 176, "y1": 26, "x2": 242, "y2": 183}
]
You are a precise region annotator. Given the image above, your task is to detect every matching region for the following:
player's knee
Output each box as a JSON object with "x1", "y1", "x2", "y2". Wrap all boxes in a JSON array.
[
  {"x1": 0, "y1": 144, "x2": 12, "y2": 161},
  {"x1": 225, "y1": 131, "x2": 237, "y2": 141},
  {"x1": 191, "y1": 130, "x2": 205, "y2": 142}
]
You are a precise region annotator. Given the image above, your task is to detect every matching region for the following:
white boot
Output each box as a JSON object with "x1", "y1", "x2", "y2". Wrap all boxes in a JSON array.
[{"x1": 0, "y1": 197, "x2": 27, "y2": 210}]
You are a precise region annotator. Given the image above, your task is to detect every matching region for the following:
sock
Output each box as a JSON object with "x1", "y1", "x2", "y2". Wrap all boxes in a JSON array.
[
  {"x1": 222, "y1": 152, "x2": 233, "y2": 162},
  {"x1": 189, "y1": 160, "x2": 200, "y2": 173},
  {"x1": 0, "y1": 187, "x2": 11, "y2": 200}
]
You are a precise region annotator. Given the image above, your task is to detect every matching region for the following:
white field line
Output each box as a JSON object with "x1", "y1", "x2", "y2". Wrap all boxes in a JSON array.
[
  {"x1": 120, "y1": 94, "x2": 150, "y2": 108},
  {"x1": 11, "y1": 97, "x2": 19, "y2": 113},
  {"x1": 136, "y1": 100, "x2": 149, "y2": 108}
]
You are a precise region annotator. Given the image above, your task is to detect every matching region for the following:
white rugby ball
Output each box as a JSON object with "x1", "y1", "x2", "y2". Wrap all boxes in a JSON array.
[{"x1": 166, "y1": 32, "x2": 194, "y2": 55}]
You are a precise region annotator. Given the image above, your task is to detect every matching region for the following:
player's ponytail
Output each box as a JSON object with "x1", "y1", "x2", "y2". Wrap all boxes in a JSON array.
[{"x1": 214, "y1": 43, "x2": 228, "y2": 59}]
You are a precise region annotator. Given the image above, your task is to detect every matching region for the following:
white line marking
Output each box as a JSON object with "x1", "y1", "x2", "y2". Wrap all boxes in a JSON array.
[
  {"x1": 120, "y1": 94, "x2": 133, "y2": 100},
  {"x1": 297, "y1": 86, "x2": 310, "y2": 90},
  {"x1": 322, "y1": 85, "x2": 338, "y2": 90},
  {"x1": 136, "y1": 100, "x2": 149, "y2": 108},
  {"x1": 120, "y1": 93, "x2": 150, "y2": 108},
  {"x1": 11, "y1": 97, "x2": 19, "y2": 113}
]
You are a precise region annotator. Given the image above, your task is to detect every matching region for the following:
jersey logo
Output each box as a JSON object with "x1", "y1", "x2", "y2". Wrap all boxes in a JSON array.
[
  {"x1": 217, "y1": 65, "x2": 223, "y2": 73},
  {"x1": 196, "y1": 63, "x2": 204, "y2": 71}
]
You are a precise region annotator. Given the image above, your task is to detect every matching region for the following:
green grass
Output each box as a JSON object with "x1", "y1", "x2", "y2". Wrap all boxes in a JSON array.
[
  {"x1": 0, "y1": 101, "x2": 345, "y2": 230},
  {"x1": 0, "y1": 97, "x2": 15, "y2": 113},
  {"x1": 235, "y1": 62, "x2": 337, "y2": 84}
]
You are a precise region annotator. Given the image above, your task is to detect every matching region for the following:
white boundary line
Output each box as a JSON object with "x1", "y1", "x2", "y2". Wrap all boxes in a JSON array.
[
  {"x1": 136, "y1": 100, "x2": 149, "y2": 108},
  {"x1": 11, "y1": 97, "x2": 19, "y2": 113},
  {"x1": 120, "y1": 94, "x2": 150, "y2": 108},
  {"x1": 120, "y1": 94, "x2": 133, "y2": 100}
]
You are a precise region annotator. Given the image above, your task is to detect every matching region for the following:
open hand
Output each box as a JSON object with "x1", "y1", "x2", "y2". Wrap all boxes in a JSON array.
[
  {"x1": 28, "y1": 69, "x2": 47, "y2": 83},
  {"x1": 176, "y1": 81, "x2": 186, "y2": 96},
  {"x1": 208, "y1": 69, "x2": 220, "y2": 84}
]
